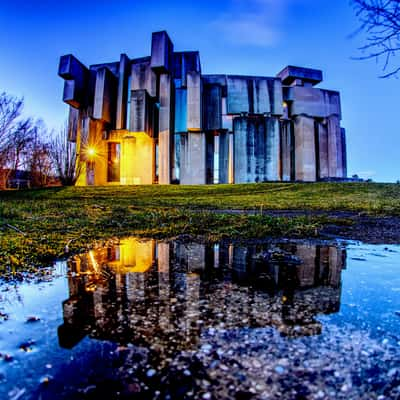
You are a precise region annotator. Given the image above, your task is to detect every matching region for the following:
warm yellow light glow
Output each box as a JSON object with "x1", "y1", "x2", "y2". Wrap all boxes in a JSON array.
[
  {"x1": 108, "y1": 238, "x2": 155, "y2": 273},
  {"x1": 87, "y1": 147, "x2": 97, "y2": 158},
  {"x1": 89, "y1": 250, "x2": 99, "y2": 274},
  {"x1": 282, "y1": 101, "x2": 288, "y2": 108},
  {"x1": 121, "y1": 133, "x2": 155, "y2": 185}
]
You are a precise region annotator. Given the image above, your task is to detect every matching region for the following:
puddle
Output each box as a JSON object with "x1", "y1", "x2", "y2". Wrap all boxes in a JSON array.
[{"x1": 0, "y1": 238, "x2": 399, "y2": 399}]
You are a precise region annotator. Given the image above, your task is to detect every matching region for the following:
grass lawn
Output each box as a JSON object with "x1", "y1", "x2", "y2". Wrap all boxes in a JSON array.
[{"x1": 0, "y1": 182, "x2": 399, "y2": 273}]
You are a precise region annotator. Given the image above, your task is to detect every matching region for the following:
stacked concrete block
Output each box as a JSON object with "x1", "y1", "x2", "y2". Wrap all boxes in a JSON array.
[
  {"x1": 317, "y1": 121, "x2": 329, "y2": 179},
  {"x1": 172, "y1": 52, "x2": 201, "y2": 87},
  {"x1": 226, "y1": 77, "x2": 273, "y2": 115},
  {"x1": 280, "y1": 120, "x2": 293, "y2": 181},
  {"x1": 265, "y1": 117, "x2": 281, "y2": 181},
  {"x1": 218, "y1": 131, "x2": 230, "y2": 184},
  {"x1": 115, "y1": 54, "x2": 130, "y2": 130},
  {"x1": 227, "y1": 77, "x2": 250, "y2": 114},
  {"x1": 234, "y1": 117, "x2": 267, "y2": 183},
  {"x1": 67, "y1": 107, "x2": 80, "y2": 142},
  {"x1": 180, "y1": 133, "x2": 206, "y2": 184},
  {"x1": 158, "y1": 74, "x2": 174, "y2": 184},
  {"x1": 203, "y1": 84, "x2": 222, "y2": 131},
  {"x1": 130, "y1": 89, "x2": 152, "y2": 133},
  {"x1": 269, "y1": 78, "x2": 284, "y2": 116},
  {"x1": 233, "y1": 116, "x2": 281, "y2": 183},
  {"x1": 277, "y1": 66, "x2": 323, "y2": 87},
  {"x1": 175, "y1": 88, "x2": 187, "y2": 133},
  {"x1": 327, "y1": 115, "x2": 344, "y2": 178},
  {"x1": 289, "y1": 87, "x2": 341, "y2": 120},
  {"x1": 93, "y1": 67, "x2": 117, "y2": 124},
  {"x1": 131, "y1": 59, "x2": 157, "y2": 97},
  {"x1": 294, "y1": 116, "x2": 317, "y2": 182},
  {"x1": 59, "y1": 31, "x2": 347, "y2": 186},
  {"x1": 58, "y1": 54, "x2": 89, "y2": 109},
  {"x1": 151, "y1": 31, "x2": 173, "y2": 73},
  {"x1": 341, "y1": 128, "x2": 347, "y2": 178},
  {"x1": 252, "y1": 79, "x2": 270, "y2": 114},
  {"x1": 187, "y1": 71, "x2": 202, "y2": 131}
]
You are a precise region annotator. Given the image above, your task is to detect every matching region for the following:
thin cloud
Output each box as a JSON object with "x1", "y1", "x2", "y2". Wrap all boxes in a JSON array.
[{"x1": 210, "y1": 0, "x2": 290, "y2": 47}]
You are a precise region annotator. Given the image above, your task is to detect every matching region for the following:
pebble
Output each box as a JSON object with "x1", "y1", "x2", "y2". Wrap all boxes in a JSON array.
[
  {"x1": 274, "y1": 366, "x2": 285, "y2": 374},
  {"x1": 146, "y1": 369, "x2": 156, "y2": 377}
]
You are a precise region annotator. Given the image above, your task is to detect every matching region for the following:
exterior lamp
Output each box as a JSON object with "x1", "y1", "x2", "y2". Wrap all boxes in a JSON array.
[{"x1": 87, "y1": 148, "x2": 96, "y2": 157}]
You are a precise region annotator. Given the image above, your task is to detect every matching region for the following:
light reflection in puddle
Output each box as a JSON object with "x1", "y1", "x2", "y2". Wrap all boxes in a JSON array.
[
  {"x1": 0, "y1": 239, "x2": 399, "y2": 400},
  {"x1": 60, "y1": 239, "x2": 345, "y2": 348}
]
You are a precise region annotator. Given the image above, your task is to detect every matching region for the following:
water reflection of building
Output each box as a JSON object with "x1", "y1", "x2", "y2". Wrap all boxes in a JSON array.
[{"x1": 58, "y1": 239, "x2": 346, "y2": 350}]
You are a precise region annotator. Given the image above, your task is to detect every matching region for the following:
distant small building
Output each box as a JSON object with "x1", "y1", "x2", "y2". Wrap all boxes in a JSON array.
[{"x1": 58, "y1": 31, "x2": 346, "y2": 186}]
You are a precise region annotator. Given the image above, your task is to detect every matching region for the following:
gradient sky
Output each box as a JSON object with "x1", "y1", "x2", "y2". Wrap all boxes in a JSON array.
[{"x1": 0, "y1": 0, "x2": 398, "y2": 182}]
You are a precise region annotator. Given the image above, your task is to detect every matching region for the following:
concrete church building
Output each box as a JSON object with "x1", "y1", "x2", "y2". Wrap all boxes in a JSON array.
[{"x1": 58, "y1": 31, "x2": 347, "y2": 186}]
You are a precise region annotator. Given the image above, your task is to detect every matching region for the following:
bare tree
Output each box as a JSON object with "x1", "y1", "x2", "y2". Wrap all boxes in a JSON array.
[
  {"x1": 49, "y1": 123, "x2": 81, "y2": 186},
  {"x1": 0, "y1": 93, "x2": 36, "y2": 187},
  {"x1": 26, "y1": 123, "x2": 53, "y2": 188},
  {"x1": 8, "y1": 119, "x2": 35, "y2": 178},
  {"x1": 353, "y1": 0, "x2": 400, "y2": 77}
]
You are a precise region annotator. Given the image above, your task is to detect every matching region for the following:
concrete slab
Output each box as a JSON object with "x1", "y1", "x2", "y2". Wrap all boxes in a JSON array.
[
  {"x1": 151, "y1": 31, "x2": 173, "y2": 73},
  {"x1": 116, "y1": 54, "x2": 130, "y2": 130},
  {"x1": 317, "y1": 121, "x2": 329, "y2": 179},
  {"x1": 269, "y1": 78, "x2": 284, "y2": 116},
  {"x1": 266, "y1": 117, "x2": 281, "y2": 181},
  {"x1": 280, "y1": 120, "x2": 292, "y2": 181},
  {"x1": 59, "y1": 55, "x2": 88, "y2": 108},
  {"x1": 233, "y1": 116, "x2": 268, "y2": 183},
  {"x1": 227, "y1": 77, "x2": 249, "y2": 114},
  {"x1": 203, "y1": 84, "x2": 222, "y2": 131},
  {"x1": 187, "y1": 71, "x2": 202, "y2": 131},
  {"x1": 206, "y1": 132, "x2": 215, "y2": 184},
  {"x1": 341, "y1": 128, "x2": 347, "y2": 178},
  {"x1": 130, "y1": 89, "x2": 151, "y2": 134},
  {"x1": 180, "y1": 132, "x2": 206, "y2": 184},
  {"x1": 175, "y1": 88, "x2": 187, "y2": 133},
  {"x1": 290, "y1": 87, "x2": 341, "y2": 119},
  {"x1": 277, "y1": 66, "x2": 323, "y2": 86},
  {"x1": 93, "y1": 67, "x2": 117, "y2": 124},
  {"x1": 67, "y1": 107, "x2": 80, "y2": 142},
  {"x1": 327, "y1": 115, "x2": 342, "y2": 178},
  {"x1": 158, "y1": 74, "x2": 174, "y2": 184},
  {"x1": 253, "y1": 78, "x2": 270, "y2": 114},
  {"x1": 131, "y1": 59, "x2": 157, "y2": 97},
  {"x1": 294, "y1": 115, "x2": 316, "y2": 181},
  {"x1": 219, "y1": 131, "x2": 229, "y2": 184}
]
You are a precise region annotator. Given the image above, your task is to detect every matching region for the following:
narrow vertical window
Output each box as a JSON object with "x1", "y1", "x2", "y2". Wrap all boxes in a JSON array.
[
  {"x1": 108, "y1": 142, "x2": 121, "y2": 182},
  {"x1": 126, "y1": 76, "x2": 131, "y2": 130}
]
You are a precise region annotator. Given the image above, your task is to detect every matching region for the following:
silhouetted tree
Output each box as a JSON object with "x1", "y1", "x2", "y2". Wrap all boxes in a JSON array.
[
  {"x1": 27, "y1": 123, "x2": 53, "y2": 187},
  {"x1": 353, "y1": 0, "x2": 400, "y2": 77},
  {"x1": 49, "y1": 123, "x2": 82, "y2": 186},
  {"x1": 0, "y1": 93, "x2": 36, "y2": 187}
]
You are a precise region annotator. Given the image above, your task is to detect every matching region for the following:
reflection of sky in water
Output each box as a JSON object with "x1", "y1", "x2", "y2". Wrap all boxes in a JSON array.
[
  {"x1": 0, "y1": 240, "x2": 399, "y2": 400},
  {"x1": 327, "y1": 245, "x2": 400, "y2": 339}
]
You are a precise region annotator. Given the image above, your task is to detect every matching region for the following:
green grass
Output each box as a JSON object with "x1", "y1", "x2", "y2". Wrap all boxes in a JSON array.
[{"x1": 0, "y1": 182, "x2": 399, "y2": 272}]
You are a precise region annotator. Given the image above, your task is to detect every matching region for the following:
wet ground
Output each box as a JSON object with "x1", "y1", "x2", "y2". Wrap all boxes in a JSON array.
[
  {"x1": 0, "y1": 238, "x2": 399, "y2": 399},
  {"x1": 200, "y1": 209, "x2": 400, "y2": 244}
]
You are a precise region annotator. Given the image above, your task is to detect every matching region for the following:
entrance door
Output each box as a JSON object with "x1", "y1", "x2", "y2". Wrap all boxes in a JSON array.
[{"x1": 86, "y1": 161, "x2": 95, "y2": 185}]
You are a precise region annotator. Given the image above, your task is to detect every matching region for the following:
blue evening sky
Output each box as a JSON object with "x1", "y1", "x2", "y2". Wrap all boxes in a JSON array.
[{"x1": 0, "y1": 0, "x2": 398, "y2": 182}]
